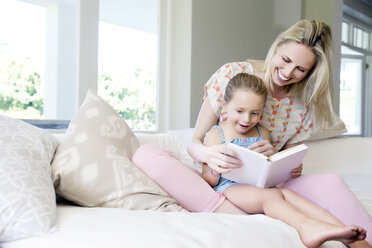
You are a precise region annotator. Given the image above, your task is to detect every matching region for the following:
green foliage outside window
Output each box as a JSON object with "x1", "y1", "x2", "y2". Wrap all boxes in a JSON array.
[
  {"x1": 98, "y1": 67, "x2": 156, "y2": 130},
  {"x1": 0, "y1": 59, "x2": 43, "y2": 119},
  {"x1": 0, "y1": 59, "x2": 156, "y2": 130}
]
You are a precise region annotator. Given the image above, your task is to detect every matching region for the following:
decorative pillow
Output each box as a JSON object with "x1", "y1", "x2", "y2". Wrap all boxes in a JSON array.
[
  {"x1": 307, "y1": 116, "x2": 347, "y2": 141},
  {"x1": 0, "y1": 114, "x2": 58, "y2": 241},
  {"x1": 51, "y1": 90, "x2": 185, "y2": 212}
]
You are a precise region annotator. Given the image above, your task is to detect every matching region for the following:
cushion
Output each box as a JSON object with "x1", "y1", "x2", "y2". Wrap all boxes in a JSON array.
[
  {"x1": 0, "y1": 114, "x2": 58, "y2": 241},
  {"x1": 51, "y1": 90, "x2": 185, "y2": 211},
  {"x1": 307, "y1": 115, "x2": 347, "y2": 141}
]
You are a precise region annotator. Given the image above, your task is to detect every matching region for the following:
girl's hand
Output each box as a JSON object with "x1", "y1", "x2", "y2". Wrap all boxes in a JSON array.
[
  {"x1": 205, "y1": 144, "x2": 242, "y2": 174},
  {"x1": 247, "y1": 139, "x2": 274, "y2": 156},
  {"x1": 291, "y1": 163, "x2": 303, "y2": 178}
]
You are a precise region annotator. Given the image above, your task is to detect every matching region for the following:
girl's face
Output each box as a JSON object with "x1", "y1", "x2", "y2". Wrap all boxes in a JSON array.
[
  {"x1": 222, "y1": 90, "x2": 265, "y2": 134},
  {"x1": 271, "y1": 41, "x2": 316, "y2": 87}
]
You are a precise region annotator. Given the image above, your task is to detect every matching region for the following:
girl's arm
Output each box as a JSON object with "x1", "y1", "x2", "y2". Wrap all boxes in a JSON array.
[
  {"x1": 201, "y1": 128, "x2": 223, "y2": 187},
  {"x1": 247, "y1": 125, "x2": 274, "y2": 156},
  {"x1": 187, "y1": 99, "x2": 242, "y2": 174}
]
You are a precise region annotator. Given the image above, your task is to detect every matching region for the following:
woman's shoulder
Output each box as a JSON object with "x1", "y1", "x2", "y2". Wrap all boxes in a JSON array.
[
  {"x1": 245, "y1": 59, "x2": 265, "y2": 74},
  {"x1": 217, "y1": 61, "x2": 256, "y2": 74}
]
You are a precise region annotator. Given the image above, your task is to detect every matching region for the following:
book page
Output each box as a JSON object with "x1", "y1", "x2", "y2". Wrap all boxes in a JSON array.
[
  {"x1": 263, "y1": 145, "x2": 309, "y2": 187},
  {"x1": 269, "y1": 144, "x2": 309, "y2": 162},
  {"x1": 223, "y1": 143, "x2": 269, "y2": 186}
]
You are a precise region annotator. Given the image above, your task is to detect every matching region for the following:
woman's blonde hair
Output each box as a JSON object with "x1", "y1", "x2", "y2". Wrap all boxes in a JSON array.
[
  {"x1": 224, "y1": 73, "x2": 267, "y2": 103},
  {"x1": 263, "y1": 20, "x2": 337, "y2": 129}
]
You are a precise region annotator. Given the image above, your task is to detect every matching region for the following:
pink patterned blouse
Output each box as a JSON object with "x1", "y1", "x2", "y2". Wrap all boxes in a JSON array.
[{"x1": 203, "y1": 61, "x2": 313, "y2": 151}]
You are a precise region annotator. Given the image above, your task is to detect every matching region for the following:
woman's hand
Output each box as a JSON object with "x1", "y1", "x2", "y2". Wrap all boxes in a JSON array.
[
  {"x1": 291, "y1": 163, "x2": 303, "y2": 178},
  {"x1": 247, "y1": 139, "x2": 274, "y2": 156},
  {"x1": 205, "y1": 144, "x2": 242, "y2": 174}
]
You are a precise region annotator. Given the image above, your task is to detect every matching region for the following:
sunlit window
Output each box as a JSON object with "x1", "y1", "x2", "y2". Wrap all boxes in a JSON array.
[
  {"x1": 340, "y1": 55, "x2": 363, "y2": 135},
  {"x1": 98, "y1": 0, "x2": 158, "y2": 131},
  {"x1": 0, "y1": 0, "x2": 159, "y2": 131},
  {"x1": 340, "y1": 17, "x2": 371, "y2": 136},
  {"x1": 0, "y1": 0, "x2": 45, "y2": 119},
  {"x1": 353, "y1": 26, "x2": 370, "y2": 51},
  {"x1": 342, "y1": 22, "x2": 350, "y2": 44}
]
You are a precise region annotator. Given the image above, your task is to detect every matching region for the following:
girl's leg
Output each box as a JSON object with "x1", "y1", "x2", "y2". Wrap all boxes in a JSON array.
[
  {"x1": 282, "y1": 173, "x2": 372, "y2": 245},
  {"x1": 280, "y1": 188, "x2": 372, "y2": 248},
  {"x1": 132, "y1": 144, "x2": 244, "y2": 213},
  {"x1": 223, "y1": 185, "x2": 366, "y2": 248},
  {"x1": 280, "y1": 188, "x2": 344, "y2": 226}
]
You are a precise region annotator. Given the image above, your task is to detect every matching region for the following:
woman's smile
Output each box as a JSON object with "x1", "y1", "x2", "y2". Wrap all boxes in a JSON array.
[{"x1": 276, "y1": 69, "x2": 291, "y2": 83}]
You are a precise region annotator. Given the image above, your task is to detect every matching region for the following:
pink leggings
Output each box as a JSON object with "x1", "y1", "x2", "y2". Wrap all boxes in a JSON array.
[{"x1": 132, "y1": 144, "x2": 372, "y2": 244}]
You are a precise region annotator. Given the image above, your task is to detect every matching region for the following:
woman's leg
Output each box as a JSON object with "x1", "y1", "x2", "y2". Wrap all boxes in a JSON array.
[
  {"x1": 223, "y1": 185, "x2": 366, "y2": 248},
  {"x1": 282, "y1": 173, "x2": 372, "y2": 245},
  {"x1": 132, "y1": 144, "x2": 245, "y2": 213}
]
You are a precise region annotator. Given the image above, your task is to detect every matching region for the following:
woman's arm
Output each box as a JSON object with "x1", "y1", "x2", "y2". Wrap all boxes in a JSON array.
[
  {"x1": 201, "y1": 128, "x2": 222, "y2": 187},
  {"x1": 187, "y1": 99, "x2": 242, "y2": 174}
]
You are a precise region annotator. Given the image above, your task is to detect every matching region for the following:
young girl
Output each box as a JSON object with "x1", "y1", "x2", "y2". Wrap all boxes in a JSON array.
[{"x1": 201, "y1": 72, "x2": 366, "y2": 248}]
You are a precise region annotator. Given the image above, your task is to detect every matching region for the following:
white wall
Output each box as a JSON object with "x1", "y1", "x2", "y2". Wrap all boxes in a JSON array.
[
  {"x1": 189, "y1": 0, "x2": 275, "y2": 127},
  {"x1": 168, "y1": 0, "x2": 343, "y2": 129}
]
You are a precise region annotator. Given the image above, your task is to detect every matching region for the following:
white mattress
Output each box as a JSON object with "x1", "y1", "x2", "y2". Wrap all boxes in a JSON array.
[{"x1": 2, "y1": 205, "x2": 346, "y2": 248}]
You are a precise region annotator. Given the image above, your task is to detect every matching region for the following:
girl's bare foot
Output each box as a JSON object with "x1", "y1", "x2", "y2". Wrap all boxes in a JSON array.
[{"x1": 299, "y1": 220, "x2": 366, "y2": 248}]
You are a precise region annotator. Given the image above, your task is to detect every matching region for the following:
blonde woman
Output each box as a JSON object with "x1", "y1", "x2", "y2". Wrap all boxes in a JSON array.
[{"x1": 133, "y1": 20, "x2": 372, "y2": 247}]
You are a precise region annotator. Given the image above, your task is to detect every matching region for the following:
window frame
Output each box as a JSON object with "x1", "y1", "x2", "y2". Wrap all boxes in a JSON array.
[
  {"x1": 341, "y1": 16, "x2": 372, "y2": 137},
  {"x1": 340, "y1": 53, "x2": 366, "y2": 136},
  {"x1": 2, "y1": 0, "x2": 169, "y2": 133}
]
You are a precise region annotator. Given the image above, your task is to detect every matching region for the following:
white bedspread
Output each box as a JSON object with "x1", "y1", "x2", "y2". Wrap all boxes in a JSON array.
[
  {"x1": 2, "y1": 133, "x2": 369, "y2": 248},
  {"x1": 2, "y1": 205, "x2": 347, "y2": 248}
]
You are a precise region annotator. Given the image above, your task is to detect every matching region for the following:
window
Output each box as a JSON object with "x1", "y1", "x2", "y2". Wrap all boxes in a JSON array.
[
  {"x1": 0, "y1": 0, "x2": 46, "y2": 119},
  {"x1": 353, "y1": 26, "x2": 370, "y2": 50},
  {"x1": 0, "y1": 0, "x2": 160, "y2": 131},
  {"x1": 340, "y1": 53, "x2": 364, "y2": 135},
  {"x1": 98, "y1": 1, "x2": 158, "y2": 131},
  {"x1": 340, "y1": 17, "x2": 372, "y2": 136},
  {"x1": 342, "y1": 21, "x2": 350, "y2": 43}
]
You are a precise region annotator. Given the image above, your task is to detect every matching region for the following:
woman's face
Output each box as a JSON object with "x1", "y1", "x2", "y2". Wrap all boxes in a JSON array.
[{"x1": 271, "y1": 41, "x2": 316, "y2": 87}]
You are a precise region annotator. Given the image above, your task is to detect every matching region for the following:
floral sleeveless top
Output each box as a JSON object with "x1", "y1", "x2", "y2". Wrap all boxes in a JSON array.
[{"x1": 203, "y1": 61, "x2": 313, "y2": 152}]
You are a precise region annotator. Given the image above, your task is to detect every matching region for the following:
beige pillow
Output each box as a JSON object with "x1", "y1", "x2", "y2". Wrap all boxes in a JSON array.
[
  {"x1": 51, "y1": 90, "x2": 185, "y2": 212},
  {"x1": 307, "y1": 116, "x2": 347, "y2": 141}
]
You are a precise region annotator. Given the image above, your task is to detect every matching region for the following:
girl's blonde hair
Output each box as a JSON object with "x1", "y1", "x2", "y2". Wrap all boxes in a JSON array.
[
  {"x1": 224, "y1": 73, "x2": 267, "y2": 103},
  {"x1": 263, "y1": 19, "x2": 336, "y2": 129}
]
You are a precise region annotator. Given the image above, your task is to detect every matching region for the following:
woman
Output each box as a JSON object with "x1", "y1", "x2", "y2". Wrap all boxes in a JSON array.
[{"x1": 133, "y1": 20, "x2": 372, "y2": 247}]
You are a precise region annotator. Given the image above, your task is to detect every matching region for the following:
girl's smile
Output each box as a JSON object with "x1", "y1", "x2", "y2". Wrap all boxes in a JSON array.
[{"x1": 223, "y1": 90, "x2": 265, "y2": 135}]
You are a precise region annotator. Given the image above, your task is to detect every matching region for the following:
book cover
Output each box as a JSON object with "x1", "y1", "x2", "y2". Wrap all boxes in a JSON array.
[{"x1": 223, "y1": 143, "x2": 309, "y2": 188}]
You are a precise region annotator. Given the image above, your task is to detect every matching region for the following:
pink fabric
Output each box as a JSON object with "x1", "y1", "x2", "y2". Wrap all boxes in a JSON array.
[
  {"x1": 132, "y1": 144, "x2": 225, "y2": 212},
  {"x1": 133, "y1": 144, "x2": 371, "y2": 245},
  {"x1": 282, "y1": 173, "x2": 372, "y2": 245}
]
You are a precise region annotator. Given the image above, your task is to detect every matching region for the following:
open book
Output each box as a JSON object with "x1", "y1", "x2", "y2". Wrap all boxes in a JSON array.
[{"x1": 223, "y1": 143, "x2": 309, "y2": 188}]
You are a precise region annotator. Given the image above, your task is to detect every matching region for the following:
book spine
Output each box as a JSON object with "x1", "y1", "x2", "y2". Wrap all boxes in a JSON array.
[{"x1": 256, "y1": 162, "x2": 270, "y2": 188}]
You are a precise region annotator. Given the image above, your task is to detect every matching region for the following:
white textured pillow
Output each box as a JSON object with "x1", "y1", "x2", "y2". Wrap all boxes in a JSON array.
[
  {"x1": 51, "y1": 90, "x2": 185, "y2": 211},
  {"x1": 0, "y1": 114, "x2": 59, "y2": 241}
]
